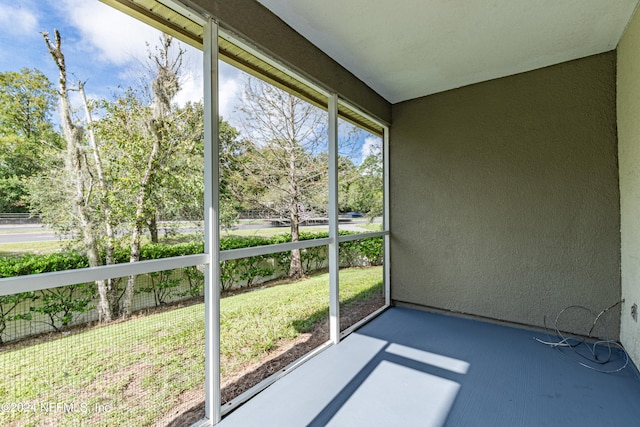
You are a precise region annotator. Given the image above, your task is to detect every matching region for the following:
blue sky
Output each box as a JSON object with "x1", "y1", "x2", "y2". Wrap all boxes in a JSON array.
[
  {"x1": 0, "y1": 0, "x2": 241, "y2": 114},
  {"x1": 0, "y1": 0, "x2": 379, "y2": 163}
]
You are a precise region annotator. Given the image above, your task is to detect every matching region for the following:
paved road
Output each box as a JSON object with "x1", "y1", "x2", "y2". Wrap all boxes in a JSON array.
[
  {"x1": 0, "y1": 219, "x2": 376, "y2": 245},
  {"x1": 0, "y1": 224, "x2": 71, "y2": 244},
  {"x1": 0, "y1": 232, "x2": 63, "y2": 244}
]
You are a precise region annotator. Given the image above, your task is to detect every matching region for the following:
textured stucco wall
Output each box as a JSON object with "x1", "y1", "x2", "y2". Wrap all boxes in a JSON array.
[
  {"x1": 618, "y1": 8, "x2": 640, "y2": 369},
  {"x1": 186, "y1": 0, "x2": 391, "y2": 124},
  {"x1": 391, "y1": 52, "x2": 621, "y2": 336}
]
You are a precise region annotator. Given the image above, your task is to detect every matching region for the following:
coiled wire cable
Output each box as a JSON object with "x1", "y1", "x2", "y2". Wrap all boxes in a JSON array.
[{"x1": 535, "y1": 301, "x2": 629, "y2": 374}]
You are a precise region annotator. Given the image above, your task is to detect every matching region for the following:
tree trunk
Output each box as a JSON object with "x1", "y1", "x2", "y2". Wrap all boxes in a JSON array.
[
  {"x1": 121, "y1": 35, "x2": 179, "y2": 318},
  {"x1": 289, "y1": 210, "x2": 303, "y2": 278},
  {"x1": 122, "y1": 226, "x2": 141, "y2": 318},
  {"x1": 288, "y1": 124, "x2": 303, "y2": 279},
  {"x1": 79, "y1": 81, "x2": 120, "y2": 320},
  {"x1": 121, "y1": 136, "x2": 160, "y2": 318},
  {"x1": 148, "y1": 214, "x2": 159, "y2": 244},
  {"x1": 43, "y1": 30, "x2": 113, "y2": 322}
]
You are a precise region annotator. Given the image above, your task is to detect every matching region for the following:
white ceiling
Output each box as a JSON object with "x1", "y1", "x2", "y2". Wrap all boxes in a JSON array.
[{"x1": 257, "y1": 0, "x2": 639, "y2": 104}]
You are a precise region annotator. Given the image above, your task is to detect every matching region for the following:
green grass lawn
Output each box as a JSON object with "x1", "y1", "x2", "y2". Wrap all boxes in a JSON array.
[
  {"x1": 0, "y1": 267, "x2": 383, "y2": 427},
  {"x1": 0, "y1": 234, "x2": 202, "y2": 258},
  {"x1": 0, "y1": 240, "x2": 70, "y2": 257},
  {"x1": 355, "y1": 222, "x2": 383, "y2": 232},
  {"x1": 223, "y1": 225, "x2": 330, "y2": 238}
]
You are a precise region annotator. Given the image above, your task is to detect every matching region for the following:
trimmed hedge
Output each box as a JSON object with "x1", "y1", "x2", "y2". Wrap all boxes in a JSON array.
[
  {"x1": 0, "y1": 231, "x2": 382, "y2": 279},
  {"x1": 0, "y1": 232, "x2": 383, "y2": 342},
  {"x1": 0, "y1": 252, "x2": 89, "y2": 278}
]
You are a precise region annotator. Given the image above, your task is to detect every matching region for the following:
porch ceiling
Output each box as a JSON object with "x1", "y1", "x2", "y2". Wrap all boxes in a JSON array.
[{"x1": 256, "y1": 0, "x2": 639, "y2": 103}]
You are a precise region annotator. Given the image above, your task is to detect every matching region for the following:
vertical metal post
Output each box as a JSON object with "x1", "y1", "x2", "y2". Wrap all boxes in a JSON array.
[
  {"x1": 203, "y1": 18, "x2": 221, "y2": 424},
  {"x1": 328, "y1": 94, "x2": 340, "y2": 343},
  {"x1": 383, "y1": 126, "x2": 391, "y2": 305}
]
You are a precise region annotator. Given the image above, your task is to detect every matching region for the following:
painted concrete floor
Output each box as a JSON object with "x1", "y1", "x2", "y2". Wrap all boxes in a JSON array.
[{"x1": 218, "y1": 307, "x2": 640, "y2": 427}]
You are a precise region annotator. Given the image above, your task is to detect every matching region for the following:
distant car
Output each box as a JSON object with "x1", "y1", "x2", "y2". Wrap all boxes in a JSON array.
[{"x1": 344, "y1": 212, "x2": 364, "y2": 218}]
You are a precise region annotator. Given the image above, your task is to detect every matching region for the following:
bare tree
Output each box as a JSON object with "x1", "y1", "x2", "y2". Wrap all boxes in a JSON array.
[
  {"x1": 42, "y1": 30, "x2": 115, "y2": 321},
  {"x1": 237, "y1": 78, "x2": 327, "y2": 279}
]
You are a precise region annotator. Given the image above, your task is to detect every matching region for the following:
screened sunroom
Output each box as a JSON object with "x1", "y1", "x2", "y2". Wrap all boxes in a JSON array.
[{"x1": 1, "y1": 0, "x2": 640, "y2": 426}]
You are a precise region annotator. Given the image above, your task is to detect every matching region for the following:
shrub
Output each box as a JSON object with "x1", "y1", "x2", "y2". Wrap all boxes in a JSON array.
[
  {"x1": 30, "y1": 283, "x2": 95, "y2": 331},
  {"x1": 175, "y1": 266, "x2": 204, "y2": 298},
  {"x1": 338, "y1": 236, "x2": 383, "y2": 268},
  {"x1": 137, "y1": 270, "x2": 181, "y2": 306},
  {"x1": 0, "y1": 231, "x2": 384, "y2": 342},
  {"x1": 0, "y1": 292, "x2": 37, "y2": 344},
  {"x1": 0, "y1": 252, "x2": 89, "y2": 278}
]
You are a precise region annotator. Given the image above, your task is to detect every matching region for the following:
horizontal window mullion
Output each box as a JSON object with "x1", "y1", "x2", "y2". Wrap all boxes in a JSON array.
[
  {"x1": 220, "y1": 238, "x2": 333, "y2": 261},
  {"x1": 337, "y1": 231, "x2": 388, "y2": 243},
  {"x1": 0, "y1": 254, "x2": 209, "y2": 297}
]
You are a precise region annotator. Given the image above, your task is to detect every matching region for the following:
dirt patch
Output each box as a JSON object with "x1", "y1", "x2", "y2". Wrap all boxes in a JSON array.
[
  {"x1": 157, "y1": 387, "x2": 205, "y2": 427},
  {"x1": 164, "y1": 295, "x2": 384, "y2": 426}
]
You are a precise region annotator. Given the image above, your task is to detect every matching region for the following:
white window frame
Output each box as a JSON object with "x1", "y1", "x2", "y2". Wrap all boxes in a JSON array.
[{"x1": 0, "y1": 3, "x2": 390, "y2": 426}]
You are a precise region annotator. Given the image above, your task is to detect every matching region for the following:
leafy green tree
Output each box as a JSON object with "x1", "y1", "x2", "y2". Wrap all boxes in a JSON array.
[
  {"x1": 91, "y1": 35, "x2": 190, "y2": 317},
  {"x1": 152, "y1": 101, "x2": 205, "y2": 226},
  {"x1": 337, "y1": 154, "x2": 359, "y2": 212},
  {"x1": 0, "y1": 68, "x2": 62, "y2": 212},
  {"x1": 0, "y1": 68, "x2": 58, "y2": 140},
  {"x1": 218, "y1": 117, "x2": 246, "y2": 229},
  {"x1": 345, "y1": 151, "x2": 383, "y2": 220},
  {"x1": 33, "y1": 31, "x2": 205, "y2": 320}
]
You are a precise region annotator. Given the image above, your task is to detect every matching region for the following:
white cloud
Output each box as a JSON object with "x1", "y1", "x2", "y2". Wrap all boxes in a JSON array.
[
  {"x1": 361, "y1": 136, "x2": 382, "y2": 160},
  {"x1": 0, "y1": 4, "x2": 38, "y2": 35},
  {"x1": 57, "y1": 0, "x2": 205, "y2": 106},
  {"x1": 219, "y1": 73, "x2": 240, "y2": 120},
  {"x1": 174, "y1": 69, "x2": 203, "y2": 106},
  {"x1": 173, "y1": 48, "x2": 203, "y2": 105},
  {"x1": 51, "y1": 0, "x2": 241, "y2": 116},
  {"x1": 60, "y1": 0, "x2": 161, "y2": 65}
]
